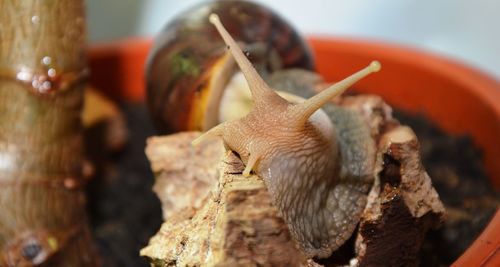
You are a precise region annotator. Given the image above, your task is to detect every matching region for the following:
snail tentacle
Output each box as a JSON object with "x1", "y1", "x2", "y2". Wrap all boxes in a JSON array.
[
  {"x1": 243, "y1": 153, "x2": 260, "y2": 177},
  {"x1": 289, "y1": 60, "x2": 381, "y2": 126},
  {"x1": 209, "y1": 14, "x2": 287, "y2": 111},
  {"x1": 191, "y1": 122, "x2": 226, "y2": 147}
]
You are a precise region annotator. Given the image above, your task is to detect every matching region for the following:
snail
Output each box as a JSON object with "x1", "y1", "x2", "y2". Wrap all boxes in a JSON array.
[
  {"x1": 146, "y1": 0, "x2": 315, "y2": 133},
  {"x1": 193, "y1": 14, "x2": 381, "y2": 258}
]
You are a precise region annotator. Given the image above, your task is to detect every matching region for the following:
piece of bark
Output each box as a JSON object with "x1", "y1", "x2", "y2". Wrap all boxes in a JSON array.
[
  {"x1": 140, "y1": 150, "x2": 312, "y2": 266},
  {"x1": 354, "y1": 126, "x2": 446, "y2": 267},
  {"x1": 145, "y1": 132, "x2": 225, "y2": 219}
]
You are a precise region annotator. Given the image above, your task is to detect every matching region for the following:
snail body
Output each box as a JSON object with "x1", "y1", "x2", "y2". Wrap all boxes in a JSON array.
[
  {"x1": 146, "y1": 0, "x2": 315, "y2": 133},
  {"x1": 194, "y1": 14, "x2": 380, "y2": 258}
]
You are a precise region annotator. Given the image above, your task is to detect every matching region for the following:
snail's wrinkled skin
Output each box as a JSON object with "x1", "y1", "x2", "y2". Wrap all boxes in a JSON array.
[{"x1": 194, "y1": 14, "x2": 380, "y2": 258}]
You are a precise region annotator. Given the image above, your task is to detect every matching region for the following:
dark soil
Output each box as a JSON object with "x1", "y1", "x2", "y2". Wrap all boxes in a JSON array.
[
  {"x1": 393, "y1": 111, "x2": 499, "y2": 266},
  {"x1": 85, "y1": 104, "x2": 162, "y2": 267},
  {"x1": 84, "y1": 104, "x2": 498, "y2": 267}
]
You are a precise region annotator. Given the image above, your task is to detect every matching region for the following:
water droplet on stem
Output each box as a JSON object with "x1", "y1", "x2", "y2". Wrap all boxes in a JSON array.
[{"x1": 31, "y1": 15, "x2": 40, "y2": 25}]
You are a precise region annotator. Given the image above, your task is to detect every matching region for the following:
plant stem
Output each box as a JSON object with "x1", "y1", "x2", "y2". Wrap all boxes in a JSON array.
[{"x1": 0, "y1": 0, "x2": 97, "y2": 265}]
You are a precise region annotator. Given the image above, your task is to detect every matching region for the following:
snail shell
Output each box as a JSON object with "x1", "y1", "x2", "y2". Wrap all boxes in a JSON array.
[{"x1": 146, "y1": 0, "x2": 315, "y2": 133}]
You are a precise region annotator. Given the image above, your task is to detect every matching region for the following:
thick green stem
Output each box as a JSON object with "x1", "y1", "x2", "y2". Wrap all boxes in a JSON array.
[{"x1": 0, "y1": 0, "x2": 97, "y2": 266}]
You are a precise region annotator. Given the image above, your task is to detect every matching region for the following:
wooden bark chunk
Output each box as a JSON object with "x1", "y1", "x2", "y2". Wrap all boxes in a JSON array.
[
  {"x1": 140, "y1": 151, "x2": 311, "y2": 266},
  {"x1": 145, "y1": 132, "x2": 224, "y2": 219},
  {"x1": 355, "y1": 126, "x2": 446, "y2": 267}
]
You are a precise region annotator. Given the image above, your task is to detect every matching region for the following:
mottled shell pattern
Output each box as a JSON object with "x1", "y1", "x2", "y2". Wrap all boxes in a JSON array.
[{"x1": 146, "y1": 0, "x2": 314, "y2": 133}]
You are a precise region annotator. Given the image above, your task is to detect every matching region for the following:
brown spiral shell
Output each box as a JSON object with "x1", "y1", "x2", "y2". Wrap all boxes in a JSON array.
[{"x1": 146, "y1": 0, "x2": 315, "y2": 133}]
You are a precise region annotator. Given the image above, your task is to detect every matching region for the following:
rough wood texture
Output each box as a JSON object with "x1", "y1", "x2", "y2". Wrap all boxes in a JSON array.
[
  {"x1": 0, "y1": 0, "x2": 97, "y2": 266},
  {"x1": 142, "y1": 96, "x2": 445, "y2": 266},
  {"x1": 145, "y1": 132, "x2": 224, "y2": 219},
  {"x1": 141, "y1": 138, "x2": 311, "y2": 266},
  {"x1": 354, "y1": 126, "x2": 446, "y2": 267}
]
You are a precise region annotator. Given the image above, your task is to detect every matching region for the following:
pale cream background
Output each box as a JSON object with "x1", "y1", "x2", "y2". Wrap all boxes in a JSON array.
[{"x1": 87, "y1": 0, "x2": 500, "y2": 79}]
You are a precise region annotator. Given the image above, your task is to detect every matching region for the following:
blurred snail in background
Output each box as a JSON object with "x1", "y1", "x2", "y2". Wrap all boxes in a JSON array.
[
  {"x1": 146, "y1": 0, "x2": 315, "y2": 133},
  {"x1": 146, "y1": 0, "x2": 381, "y2": 259}
]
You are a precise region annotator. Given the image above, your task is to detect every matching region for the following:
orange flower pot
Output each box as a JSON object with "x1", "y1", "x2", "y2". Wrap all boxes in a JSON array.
[{"x1": 88, "y1": 37, "x2": 500, "y2": 266}]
